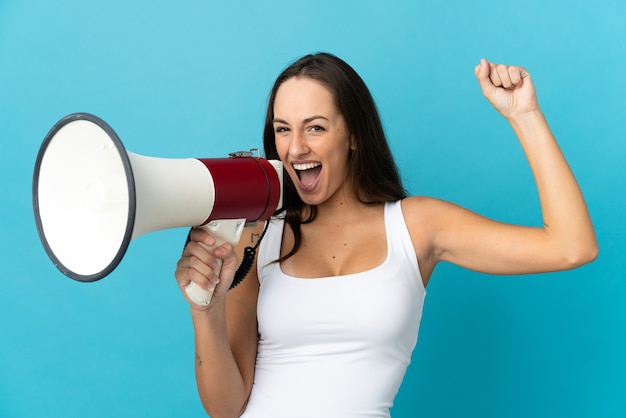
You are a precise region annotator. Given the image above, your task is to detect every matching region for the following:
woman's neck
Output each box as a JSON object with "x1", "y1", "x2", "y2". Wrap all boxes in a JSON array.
[{"x1": 309, "y1": 190, "x2": 375, "y2": 225}]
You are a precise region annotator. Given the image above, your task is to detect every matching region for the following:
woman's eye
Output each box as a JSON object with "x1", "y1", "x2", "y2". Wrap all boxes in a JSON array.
[
  {"x1": 274, "y1": 126, "x2": 288, "y2": 133},
  {"x1": 309, "y1": 125, "x2": 325, "y2": 132}
]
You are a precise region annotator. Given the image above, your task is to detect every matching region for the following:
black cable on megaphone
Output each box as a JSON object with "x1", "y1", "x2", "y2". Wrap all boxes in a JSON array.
[{"x1": 33, "y1": 112, "x2": 284, "y2": 306}]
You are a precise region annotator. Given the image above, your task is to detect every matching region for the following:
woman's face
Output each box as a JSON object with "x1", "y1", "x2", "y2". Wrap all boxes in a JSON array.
[{"x1": 273, "y1": 76, "x2": 354, "y2": 206}]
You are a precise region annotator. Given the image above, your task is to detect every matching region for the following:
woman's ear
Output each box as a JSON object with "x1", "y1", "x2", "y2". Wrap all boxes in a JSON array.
[{"x1": 350, "y1": 136, "x2": 357, "y2": 150}]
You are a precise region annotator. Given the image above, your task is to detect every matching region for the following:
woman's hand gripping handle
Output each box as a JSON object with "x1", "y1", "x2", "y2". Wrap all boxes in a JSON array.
[{"x1": 177, "y1": 219, "x2": 246, "y2": 307}]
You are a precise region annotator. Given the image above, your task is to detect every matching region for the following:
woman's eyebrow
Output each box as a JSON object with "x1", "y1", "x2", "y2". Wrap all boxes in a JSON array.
[
  {"x1": 303, "y1": 115, "x2": 329, "y2": 124},
  {"x1": 272, "y1": 115, "x2": 330, "y2": 124}
]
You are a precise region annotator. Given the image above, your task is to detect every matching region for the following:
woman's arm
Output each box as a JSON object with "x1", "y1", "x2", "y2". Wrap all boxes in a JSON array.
[
  {"x1": 175, "y1": 224, "x2": 264, "y2": 418},
  {"x1": 405, "y1": 59, "x2": 598, "y2": 280}
]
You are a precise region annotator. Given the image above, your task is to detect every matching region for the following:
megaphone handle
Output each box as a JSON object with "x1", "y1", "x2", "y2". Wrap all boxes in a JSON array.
[{"x1": 185, "y1": 219, "x2": 247, "y2": 306}]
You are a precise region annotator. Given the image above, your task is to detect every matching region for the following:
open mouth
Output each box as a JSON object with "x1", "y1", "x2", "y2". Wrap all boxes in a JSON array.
[{"x1": 293, "y1": 162, "x2": 322, "y2": 190}]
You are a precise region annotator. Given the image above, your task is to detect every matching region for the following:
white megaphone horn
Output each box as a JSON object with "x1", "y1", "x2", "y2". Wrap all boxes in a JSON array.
[{"x1": 33, "y1": 113, "x2": 283, "y2": 306}]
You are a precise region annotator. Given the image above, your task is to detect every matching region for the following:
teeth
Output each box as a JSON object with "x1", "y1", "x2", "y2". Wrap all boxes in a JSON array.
[{"x1": 293, "y1": 162, "x2": 321, "y2": 171}]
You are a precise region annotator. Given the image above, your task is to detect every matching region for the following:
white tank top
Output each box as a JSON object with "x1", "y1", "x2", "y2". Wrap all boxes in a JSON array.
[{"x1": 241, "y1": 200, "x2": 426, "y2": 418}]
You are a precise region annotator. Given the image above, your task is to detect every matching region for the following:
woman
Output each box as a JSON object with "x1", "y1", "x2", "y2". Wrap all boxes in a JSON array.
[{"x1": 175, "y1": 53, "x2": 598, "y2": 417}]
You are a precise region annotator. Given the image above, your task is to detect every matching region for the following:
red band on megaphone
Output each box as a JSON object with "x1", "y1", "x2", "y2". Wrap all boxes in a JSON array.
[{"x1": 197, "y1": 157, "x2": 281, "y2": 223}]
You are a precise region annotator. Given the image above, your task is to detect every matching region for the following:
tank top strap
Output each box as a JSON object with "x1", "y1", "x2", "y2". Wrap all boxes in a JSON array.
[
  {"x1": 257, "y1": 216, "x2": 285, "y2": 284},
  {"x1": 384, "y1": 200, "x2": 422, "y2": 282}
]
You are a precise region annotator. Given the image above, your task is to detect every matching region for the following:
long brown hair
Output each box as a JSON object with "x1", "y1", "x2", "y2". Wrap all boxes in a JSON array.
[{"x1": 263, "y1": 53, "x2": 406, "y2": 261}]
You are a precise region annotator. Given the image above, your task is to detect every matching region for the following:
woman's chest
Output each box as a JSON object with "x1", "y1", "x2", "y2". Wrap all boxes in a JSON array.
[{"x1": 280, "y1": 215, "x2": 387, "y2": 278}]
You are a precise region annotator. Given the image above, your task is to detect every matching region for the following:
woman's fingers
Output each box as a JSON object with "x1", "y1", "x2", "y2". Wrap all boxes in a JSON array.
[
  {"x1": 490, "y1": 62, "x2": 525, "y2": 90},
  {"x1": 184, "y1": 240, "x2": 220, "y2": 271},
  {"x1": 188, "y1": 227, "x2": 216, "y2": 247},
  {"x1": 490, "y1": 62, "x2": 505, "y2": 87},
  {"x1": 176, "y1": 241, "x2": 220, "y2": 292},
  {"x1": 476, "y1": 59, "x2": 530, "y2": 89},
  {"x1": 176, "y1": 226, "x2": 242, "y2": 306},
  {"x1": 474, "y1": 58, "x2": 495, "y2": 95},
  {"x1": 212, "y1": 243, "x2": 239, "y2": 285},
  {"x1": 507, "y1": 66, "x2": 523, "y2": 87}
]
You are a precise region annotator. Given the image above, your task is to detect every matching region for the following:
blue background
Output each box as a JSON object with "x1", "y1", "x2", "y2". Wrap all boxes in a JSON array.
[{"x1": 1, "y1": 1, "x2": 625, "y2": 417}]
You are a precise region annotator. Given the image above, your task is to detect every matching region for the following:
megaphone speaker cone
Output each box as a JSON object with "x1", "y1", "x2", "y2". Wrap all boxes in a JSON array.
[{"x1": 33, "y1": 113, "x2": 136, "y2": 282}]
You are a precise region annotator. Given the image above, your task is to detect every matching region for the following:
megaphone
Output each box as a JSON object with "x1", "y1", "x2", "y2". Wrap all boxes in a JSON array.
[{"x1": 33, "y1": 113, "x2": 283, "y2": 305}]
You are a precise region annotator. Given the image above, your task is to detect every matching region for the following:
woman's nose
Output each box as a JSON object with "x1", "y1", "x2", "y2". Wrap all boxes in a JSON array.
[{"x1": 289, "y1": 130, "x2": 309, "y2": 157}]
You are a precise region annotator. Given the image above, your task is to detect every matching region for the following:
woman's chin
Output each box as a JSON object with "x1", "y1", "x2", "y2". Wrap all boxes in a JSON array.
[{"x1": 296, "y1": 188, "x2": 326, "y2": 206}]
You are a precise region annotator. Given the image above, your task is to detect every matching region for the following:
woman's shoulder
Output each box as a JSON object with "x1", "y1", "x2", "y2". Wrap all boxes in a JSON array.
[
  {"x1": 399, "y1": 195, "x2": 461, "y2": 232},
  {"x1": 400, "y1": 195, "x2": 449, "y2": 213}
]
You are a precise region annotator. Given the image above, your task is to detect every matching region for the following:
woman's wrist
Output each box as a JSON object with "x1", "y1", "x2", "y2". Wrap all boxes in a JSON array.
[
  {"x1": 506, "y1": 108, "x2": 545, "y2": 127},
  {"x1": 190, "y1": 297, "x2": 227, "y2": 322}
]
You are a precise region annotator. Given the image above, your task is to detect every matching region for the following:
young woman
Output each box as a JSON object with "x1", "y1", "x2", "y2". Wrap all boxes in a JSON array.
[{"x1": 175, "y1": 53, "x2": 598, "y2": 418}]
